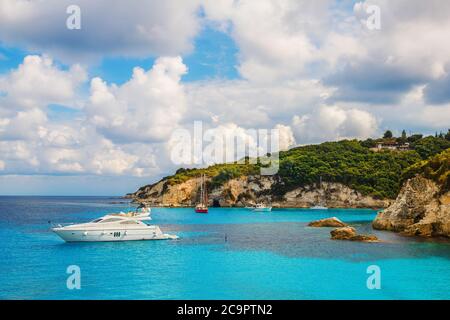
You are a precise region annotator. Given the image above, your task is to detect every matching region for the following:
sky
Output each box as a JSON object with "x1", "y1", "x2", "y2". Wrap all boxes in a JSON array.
[{"x1": 0, "y1": 0, "x2": 450, "y2": 195}]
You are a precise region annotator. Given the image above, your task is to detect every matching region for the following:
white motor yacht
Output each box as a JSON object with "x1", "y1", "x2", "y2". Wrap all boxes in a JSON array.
[{"x1": 52, "y1": 206, "x2": 178, "y2": 242}]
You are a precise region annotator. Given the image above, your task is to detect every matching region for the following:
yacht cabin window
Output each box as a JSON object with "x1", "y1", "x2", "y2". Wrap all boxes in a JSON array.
[
  {"x1": 98, "y1": 218, "x2": 123, "y2": 223},
  {"x1": 120, "y1": 220, "x2": 139, "y2": 225}
]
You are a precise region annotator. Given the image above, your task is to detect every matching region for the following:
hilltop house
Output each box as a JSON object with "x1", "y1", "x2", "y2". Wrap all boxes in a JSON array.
[{"x1": 371, "y1": 141, "x2": 410, "y2": 152}]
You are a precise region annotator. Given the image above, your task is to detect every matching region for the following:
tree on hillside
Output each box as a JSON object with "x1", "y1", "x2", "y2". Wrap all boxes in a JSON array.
[
  {"x1": 360, "y1": 138, "x2": 376, "y2": 148},
  {"x1": 446, "y1": 129, "x2": 450, "y2": 141},
  {"x1": 398, "y1": 130, "x2": 407, "y2": 144},
  {"x1": 383, "y1": 130, "x2": 393, "y2": 139},
  {"x1": 411, "y1": 136, "x2": 450, "y2": 159},
  {"x1": 407, "y1": 134, "x2": 423, "y2": 143},
  {"x1": 402, "y1": 130, "x2": 407, "y2": 139}
]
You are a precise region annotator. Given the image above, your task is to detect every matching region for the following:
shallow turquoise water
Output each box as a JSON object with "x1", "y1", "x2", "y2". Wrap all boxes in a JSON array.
[{"x1": 0, "y1": 196, "x2": 449, "y2": 300}]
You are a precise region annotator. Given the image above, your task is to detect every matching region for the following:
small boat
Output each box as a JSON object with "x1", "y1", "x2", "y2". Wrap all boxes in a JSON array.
[
  {"x1": 195, "y1": 174, "x2": 208, "y2": 214},
  {"x1": 51, "y1": 206, "x2": 178, "y2": 242},
  {"x1": 195, "y1": 203, "x2": 208, "y2": 214},
  {"x1": 310, "y1": 205, "x2": 328, "y2": 210},
  {"x1": 252, "y1": 203, "x2": 272, "y2": 212}
]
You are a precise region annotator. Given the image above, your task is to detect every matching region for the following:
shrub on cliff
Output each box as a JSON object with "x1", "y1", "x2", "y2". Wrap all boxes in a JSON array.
[
  {"x1": 402, "y1": 148, "x2": 450, "y2": 192},
  {"x1": 411, "y1": 136, "x2": 450, "y2": 159}
]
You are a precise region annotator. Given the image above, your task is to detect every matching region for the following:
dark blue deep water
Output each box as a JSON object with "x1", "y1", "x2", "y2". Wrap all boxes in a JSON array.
[{"x1": 0, "y1": 196, "x2": 449, "y2": 300}]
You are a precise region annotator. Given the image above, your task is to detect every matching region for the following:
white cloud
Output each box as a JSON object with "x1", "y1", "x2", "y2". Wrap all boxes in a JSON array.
[
  {"x1": 202, "y1": 0, "x2": 450, "y2": 106},
  {"x1": 168, "y1": 121, "x2": 295, "y2": 167},
  {"x1": 275, "y1": 124, "x2": 296, "y2": 151},
  {"x1": 0, "y1": 55, "x2": 171, "y2": 177},
  {"x1": 185, "y1": 79, "x2": 331, "y2": 127},
  {"x1": 0, "y1": 124, "x2": 162, "y2": 176},
  {"x1": 202, "y1": 0, "x2": 329, "y2": 82},
  {"x1": 325, "y1": 0, "x2": 450, "y2": 104},
  {"x1": 86, "y1": 56, "x2": 187, "y2": 143},
  {"x1": 202, "y1": 0, "x2": 370, "y2": 83},
  {"x1": 0, "y1": 55, "x2": 86, "y2": 110},
  {"x1": 1, "y1": 0, "x2": 450, "y2": 189},
  {"x1": 0, "y1": 0, "x2": 202, "y2": 62},
  {"x1": 292, "y1": 105, "x2": 378, "y2": 144},
  {"x1": 0, "y1": 108, "x2": 47, "y2": 140},
  {"x1": 357, "y1": 0, "x2": 450, "y2": 79}
]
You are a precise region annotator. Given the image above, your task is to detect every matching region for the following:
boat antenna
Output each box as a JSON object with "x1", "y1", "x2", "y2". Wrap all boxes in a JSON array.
[{"x1": 136, "y1": 202, "x2": 147, "y2": 213}]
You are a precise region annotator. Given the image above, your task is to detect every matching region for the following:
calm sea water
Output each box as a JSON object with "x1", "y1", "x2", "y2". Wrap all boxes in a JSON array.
[{"x1": 0, "y1": 196, "x2": 449, "y2": 300}]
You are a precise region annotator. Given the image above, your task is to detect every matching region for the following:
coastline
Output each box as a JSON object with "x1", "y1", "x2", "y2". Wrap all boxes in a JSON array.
[{"x1": 130, "y1": 201, "x2": 388, "y2": 210}]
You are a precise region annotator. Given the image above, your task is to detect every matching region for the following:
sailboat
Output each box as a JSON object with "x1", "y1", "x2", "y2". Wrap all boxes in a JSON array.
[
  {"x1": 310, "y1": 176, "x2": 328, "y2": 210},
  {"x1": 195, "y1": 174, "x2": 208, "y2": 214}
]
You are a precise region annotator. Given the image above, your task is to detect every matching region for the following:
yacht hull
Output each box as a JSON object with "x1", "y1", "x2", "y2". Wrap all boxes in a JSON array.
[
  {"x1": 52, "y1": 227, "x2": 178, "y2": 242},
  {"x1": 253, "y1": 207, "x2": 272, "y2": 212}
]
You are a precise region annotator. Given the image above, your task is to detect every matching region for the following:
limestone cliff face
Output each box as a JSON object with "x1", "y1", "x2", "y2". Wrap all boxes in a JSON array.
[
  {"x1": 280, "y1": 182, "x2": 390, "y2": 208},
  {"x1": 373, "y1": 175, "x2": 450, "y2": 238},
  {"x1": 128, "y1": 175, "x2": 390, "y2": 209},
  {"x1": 129, "y1": 177, "x2": 202, "y2": 207}
]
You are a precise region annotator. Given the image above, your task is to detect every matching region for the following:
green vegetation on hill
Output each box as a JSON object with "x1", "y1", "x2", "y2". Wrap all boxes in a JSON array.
[
  {"x1": 410, "y1": 136, "x2": 450, "y2": 159},
  {"x1": 165, "y1": 162, "x2": 259, "y2": 187},
  {"x1": 276, "y1": 140, "x2": 421, "y2": 199},
  {"x1": 148, "y1": 133, "x2": 450, "y2": 200},
  {"x1": 402, "y1": 149, "x2": 450, "y2": 192}
]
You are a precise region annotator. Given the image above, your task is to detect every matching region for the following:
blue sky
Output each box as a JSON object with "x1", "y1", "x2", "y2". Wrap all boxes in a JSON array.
[
  {"x1": 90, "y1": 27, "x2": 240, "y2": 85},
  {"x1": 0, "y1": 24, "x2": 243, "y2": 195},
  {"x1": 0, "y1": 0, "x2": 449, "y2": 195},
  {"x1": 1, "y1": 25, "x2": 240, "y2": 85}
]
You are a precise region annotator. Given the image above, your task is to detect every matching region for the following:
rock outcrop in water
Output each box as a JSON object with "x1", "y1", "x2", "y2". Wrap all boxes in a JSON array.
[
  {"x1": 127, "y1": 175, "x2": 391, "y2": 209},
  {"x1": 307, "y1": 217, "x2": 378, "y2": 241},
  {"x1": 372, "y1": 175, "x2": 450, "y2": 238},
  {"x1": 330, "y1": 227, "x2": 379, "y2": 242},
  {"x1": 372, "y1": 149, "x2": 450, "y2": 238},
  {"x1": 308, "y1": 217, "x2": 348, "y2": 228}
]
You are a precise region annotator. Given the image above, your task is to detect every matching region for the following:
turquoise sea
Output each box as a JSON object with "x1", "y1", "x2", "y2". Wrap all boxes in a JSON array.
[{"x1": 0, "y1": 196, "x2": 449, "y2": 300}]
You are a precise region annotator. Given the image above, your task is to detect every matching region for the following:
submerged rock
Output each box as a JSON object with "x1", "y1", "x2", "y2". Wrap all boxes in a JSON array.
[
  {"x1": 373, "y1": 175, "x2": 450, "y2": 238},
  {"x1": 308, "y1": 217, "x2": 348, "y2": 228},
  {"x1": 330, "y1": 227, "x2": 379, "y2": 242}
]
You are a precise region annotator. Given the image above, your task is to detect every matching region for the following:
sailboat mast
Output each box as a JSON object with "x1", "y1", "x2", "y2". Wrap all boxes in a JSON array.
[
  {"x1": 200, "y1": 174, "x2": 204, "y2": 205},
  {"x1": 203, "y1": 174, "x2": 208, "y2": 205}
]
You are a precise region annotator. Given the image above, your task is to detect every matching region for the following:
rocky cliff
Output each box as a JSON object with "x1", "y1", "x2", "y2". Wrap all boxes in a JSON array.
[
  {"x1": 127, "y1": 139, "x2": 450, "y2": 209},
  {"x1": 373, "y1": 175, "x2": 450, "y2": 238},
  {"x1": 127, "y1": 175, "x2": 391, "y2": 208}
]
